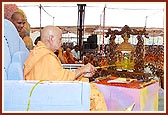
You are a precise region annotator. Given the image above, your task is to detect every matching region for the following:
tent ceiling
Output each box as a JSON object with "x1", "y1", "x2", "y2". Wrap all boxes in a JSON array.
[
  {"x1": 14, "y1": 2, "x2": 165, "y2": 29},
  {"x1": 31, "y1": 25, "x2": 164, "y2": 37}
]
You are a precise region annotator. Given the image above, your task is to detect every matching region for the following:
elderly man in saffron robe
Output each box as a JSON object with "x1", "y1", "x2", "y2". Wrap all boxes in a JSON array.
[{"x1": 24, "y1": 26, "x2": 107, "y2": 111}]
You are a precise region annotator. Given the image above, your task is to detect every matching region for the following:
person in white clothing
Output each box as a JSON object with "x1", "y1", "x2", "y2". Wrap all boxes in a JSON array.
[{"x1": 71, "y1": 45, "x2": 80, "y2": 61}]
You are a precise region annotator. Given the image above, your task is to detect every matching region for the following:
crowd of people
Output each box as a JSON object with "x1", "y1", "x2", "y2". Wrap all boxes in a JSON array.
[
  {"x1": 5, "y1": 4, "x2": 165, "y2": 112},
  {"x1": 34, "y1": 35, "x2": 111, "y2": 67},
  {"x1": 5, "y1": 3, "x2": 111, "y2": 68}
]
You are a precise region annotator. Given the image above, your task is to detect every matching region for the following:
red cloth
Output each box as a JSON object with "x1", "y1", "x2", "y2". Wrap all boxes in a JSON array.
[{"x1": 95, "y1": 76, "x2": 157, "y2": 89}]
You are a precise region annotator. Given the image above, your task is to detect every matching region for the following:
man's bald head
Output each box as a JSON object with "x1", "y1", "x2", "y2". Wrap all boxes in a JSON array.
[
  {"x1": 11, "y1": 12, "x2": 26, "y2": 20},
  {"x1": 41, "y1": 26, "x2": 62, "y2": 41},
  {"x1": 41, "y1": 26, "x2": 63, "y2": 52},
  {"x1": 10, "y1": 12, "x2": 26, "y2": 32}
]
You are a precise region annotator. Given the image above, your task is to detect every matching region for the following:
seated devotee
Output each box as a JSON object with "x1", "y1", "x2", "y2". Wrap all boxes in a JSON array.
[
  {"x1": 82, "y1": 52, "x2": 93, "y2": 65},
  {"x1": 85, "y1": 52, "x2": 91, "y2": 59},
  {"x1": 96, "y1": 54, "x2": 102, "y2": 67},
  {"x1": 101, "y1": 56, "x2": 109, "y2": 66},
  {"x1": 55, "y1": 47, "x2": 68, "y2": 64},
  {"x1": 89, "y1": 53, "x2": 97, "y2": 66},
  {"x1": 63, "y1": 47, "x2": 78, "y2": 64},
  {"x1": 24, "y1": 26, "x2": 107, "y2": 111},
  {"x1": 82, "y1": 56, "x2": 90, "y2": 65},
  {"x1": 71, "y1": 45, "x2": 80, "y2": 61}
]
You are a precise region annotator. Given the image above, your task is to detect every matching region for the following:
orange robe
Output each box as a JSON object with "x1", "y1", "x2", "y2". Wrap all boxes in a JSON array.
[
  {"x1": 22, "y1": 36, "x2": 33, "y2": 51},
  {"x1": 24, "y1": 41, "x2": 75, "y2": 81},
  {"x1": 24, "y1": 41, "x2": 107, "y2": 111},
  {"x1": 63, "y1": 51, "x2": 76, "y2": 64}
]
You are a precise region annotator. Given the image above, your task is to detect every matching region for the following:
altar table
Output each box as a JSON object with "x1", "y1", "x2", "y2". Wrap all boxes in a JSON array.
[{"x1": 95, "y1": 78, "x2": 159, "y2": 111}]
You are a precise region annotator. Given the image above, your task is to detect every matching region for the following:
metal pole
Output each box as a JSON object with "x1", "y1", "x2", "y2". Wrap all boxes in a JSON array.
[
  {"x1": 145, "y1": 16, "x2": 148, "y2": 28},
  {"x1": 102, "y1": 4, "x2": 106, "y2": 55},
  {"x1": 53, "y1": 17, "x2": 55, "y2": 26},
  {"x1": 39, "y1": 4, "x2": 42, "y2": 36},
  {"x1": 77, "y1": 4, "x2": 86, "y2": 60},
  {"x1": 99, "y1": 14, "x2": 102, "y2": 51}
]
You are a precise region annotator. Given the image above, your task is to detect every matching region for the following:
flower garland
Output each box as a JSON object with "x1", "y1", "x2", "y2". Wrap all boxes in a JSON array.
[{"x1": 4, "y1": 4, "x2": 18, "y2": 20}]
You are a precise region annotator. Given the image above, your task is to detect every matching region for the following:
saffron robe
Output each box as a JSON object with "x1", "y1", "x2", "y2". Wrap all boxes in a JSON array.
[{"x1": 24, "y1": 41, "x2": 107, "y2": 111}]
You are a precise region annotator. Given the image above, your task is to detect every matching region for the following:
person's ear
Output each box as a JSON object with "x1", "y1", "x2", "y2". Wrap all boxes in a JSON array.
[{"x1": 48, "y1": 35, "x2": 54, "y2": 44}]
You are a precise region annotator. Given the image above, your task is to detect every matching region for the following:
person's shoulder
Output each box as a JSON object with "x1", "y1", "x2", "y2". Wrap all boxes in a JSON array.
[
  {"x1": 71, "y1": 49, "x2": 75, "y2": 51},
  {"x1": 71, "y1": 49, "x2": 75, "y2": 52}
]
